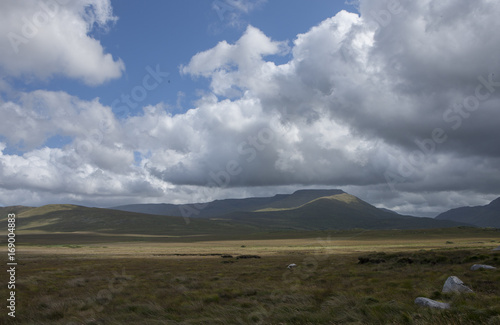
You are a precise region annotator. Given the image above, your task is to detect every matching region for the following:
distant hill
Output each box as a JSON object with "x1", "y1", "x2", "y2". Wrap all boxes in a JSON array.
[
  {"x1": 0, "y1": 204, "x2": 259, "y2": 236},
  {"x1": 112, "y1": 189, "x2": 346, "y2": 218},
  {"x1": 218, "y1": 193, "x2": 469, "y2": 231},
  {"x1": 435, "y1": 197, "x2": 500, "y2": 228}
]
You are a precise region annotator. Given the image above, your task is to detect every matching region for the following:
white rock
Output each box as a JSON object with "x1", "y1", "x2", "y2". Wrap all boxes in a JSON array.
[
  {"x1": 287, "y1": 263, "x2": 297, "y2": 269},
  {"x1": 442, "y1": 276, "x2": 473, "y2": 293},
  {"x1": 470, "y1": 264, "x2": 497, "y2": 271},
  {"x1": 415, "y1": 297, "x2": 450, "y2": 309}
]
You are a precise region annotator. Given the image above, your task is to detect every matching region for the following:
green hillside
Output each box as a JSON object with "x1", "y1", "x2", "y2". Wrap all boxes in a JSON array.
[{"x1": 0, "y1": 204, "x2": 259, "y2": 236}]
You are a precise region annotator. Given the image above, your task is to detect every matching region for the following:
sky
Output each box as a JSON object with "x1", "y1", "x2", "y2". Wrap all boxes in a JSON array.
[{"x1": 1, "y1": 0, "x2": 499, "y2": 217}]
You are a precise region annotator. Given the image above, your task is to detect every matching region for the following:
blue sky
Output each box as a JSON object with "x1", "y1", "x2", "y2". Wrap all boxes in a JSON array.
[
  {"x1": 15, "y1": 0, "x2": 352, "y2": 118},
  {"x1": 1, "y1": 0, "x2": 500, "y2": 216}
]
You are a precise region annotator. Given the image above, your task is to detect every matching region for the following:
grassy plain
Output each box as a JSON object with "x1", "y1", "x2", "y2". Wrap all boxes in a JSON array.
[{"x1": 1, "y1": 228, "x2": 500, "y2": 324}]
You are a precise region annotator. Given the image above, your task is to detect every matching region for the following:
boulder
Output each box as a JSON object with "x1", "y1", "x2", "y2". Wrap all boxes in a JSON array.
[
  {"x1": 470, "y1": 264, "x2": 496, "y2": 271},
  {"x1": 442, "y1": 276, "x2": 473, "y2": 293},
  {"x1": 414, "y1": 297, "x2": 450, "y2": 309},
  {"x1": 493, "y1": 246, "x2": 500, "y2": 251}
]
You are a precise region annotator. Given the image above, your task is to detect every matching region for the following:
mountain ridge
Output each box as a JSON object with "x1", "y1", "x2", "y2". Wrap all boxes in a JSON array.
[
  {"x1": 218, "y1": 193, "x2": 469, "y2": 230},
  {"x1": 111, "y1": 189, "x2": 346, "y2": 218},
  {"x1": 435, "y1": 197, "x2": 500, "y2": 228}
]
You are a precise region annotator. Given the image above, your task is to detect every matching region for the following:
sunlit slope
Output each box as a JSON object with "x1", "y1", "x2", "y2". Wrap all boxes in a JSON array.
[{"x1": 0, "y1": 204, "x2": 259, "y2": 236}]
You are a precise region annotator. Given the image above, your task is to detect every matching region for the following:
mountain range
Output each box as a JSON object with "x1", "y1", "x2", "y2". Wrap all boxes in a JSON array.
[
  {"x1": 3, "y1": 189, "x2": 498, "y2": 237},
  {"x1": 110, "y1": 189, "x2": 471, "y2": 231}
]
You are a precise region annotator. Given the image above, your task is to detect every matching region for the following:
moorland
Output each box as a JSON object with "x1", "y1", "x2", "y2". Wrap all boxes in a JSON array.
[{"x1": 1, "y1": 227, "x2": 499, "y2": 324}]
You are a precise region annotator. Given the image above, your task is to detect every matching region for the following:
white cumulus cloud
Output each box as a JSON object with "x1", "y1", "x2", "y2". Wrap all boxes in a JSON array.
[{"x1": 0, "y1": 0, "x2": 124, "y2": 85}]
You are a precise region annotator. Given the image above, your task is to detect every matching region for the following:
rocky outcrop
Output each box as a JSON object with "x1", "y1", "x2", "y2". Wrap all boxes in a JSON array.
[
  {"x1": 442, "y1": 276, "x2": 473, "y2": 293},
  {"x1": 415, "y1": 297, "x2": 450, "y2": 309},
  {"x1": 470, "y1": 264, "x2": 496, "y2": 271}
]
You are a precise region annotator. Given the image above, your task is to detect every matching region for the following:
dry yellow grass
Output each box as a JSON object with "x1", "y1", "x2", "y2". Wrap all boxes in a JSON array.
[{"x1": 14, "y1": 227, "x2": 500, "y2": 259}]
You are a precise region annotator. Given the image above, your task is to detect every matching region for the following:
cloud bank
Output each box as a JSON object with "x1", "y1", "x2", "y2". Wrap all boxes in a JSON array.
[{"x1": 1, "y1": 0, "x2": 500, "y2": 216}]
